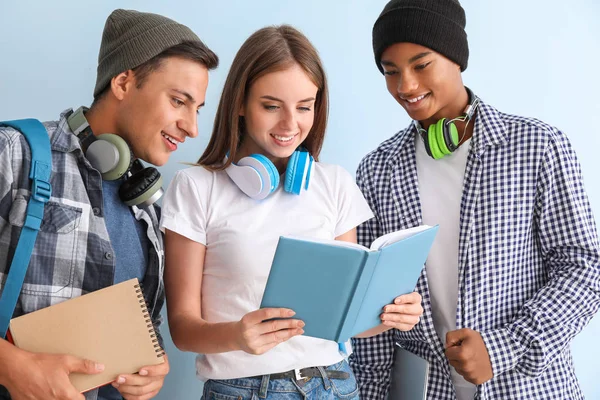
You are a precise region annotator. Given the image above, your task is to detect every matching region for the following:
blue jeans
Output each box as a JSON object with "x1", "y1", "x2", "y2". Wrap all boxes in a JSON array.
[{"x1": 201, "y1": 359, "x2": 359, "y2": 399}]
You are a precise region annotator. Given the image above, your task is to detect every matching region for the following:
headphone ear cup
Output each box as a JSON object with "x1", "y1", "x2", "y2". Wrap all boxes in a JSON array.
[
  {"x1": 86, "y1": 134, "x2": 133, "y2": 180},
  {"x1": 118, "y1": 167, "x2": 163, "y2": 207},
  {"x1": 442, "y1": 120, "x2": 460, "y2": 153},
  {"x1": 435, "y1": 120, "x2": 455, "y2": 156},
  {"x1": 427, "y1": 120, "x2": 445, "y2": 160},
  {"x1": 284, "y1": 149, "x2": 312, "y2": 195},
  {"x1": 421, "y1": 130, "x2": 434, "y2": 158},
  {"x1": 249, "y1": 154, "x2": 279, "y2": 195},
  {"x1": 226, "y1": 154, "x2": 279, "y2": 200}
]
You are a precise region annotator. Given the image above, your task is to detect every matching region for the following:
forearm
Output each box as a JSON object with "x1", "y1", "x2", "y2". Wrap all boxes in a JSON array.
[
  {"x1": 354, "y1": 324, "x2": 391, "y2": 338},
  {"x1": 0, "y1": 338, "x2": 26, "y2": 387},
  {"x1": 350, "y1": 330, "x2": 396, "y2": 399},
  {"x1": 481, "y1": 267, "x2": 600, "y2": 377},
  {"x1": 169, "y1": 316, "x2": 241, "y2": 354}
]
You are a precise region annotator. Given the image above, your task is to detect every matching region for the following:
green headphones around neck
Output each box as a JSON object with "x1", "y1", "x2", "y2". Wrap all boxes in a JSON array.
[
  {"x1": 420, "y1": 87, "x2": 480, "y2": 160},
  {"x1": 66, "y1": 107, "x2": 164, "y2": 208}
]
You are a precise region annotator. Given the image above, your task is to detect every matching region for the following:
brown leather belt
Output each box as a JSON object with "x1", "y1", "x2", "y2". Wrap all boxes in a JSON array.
[{"x1": 256, "y1": 367, "x2": 350, "y2": 381}]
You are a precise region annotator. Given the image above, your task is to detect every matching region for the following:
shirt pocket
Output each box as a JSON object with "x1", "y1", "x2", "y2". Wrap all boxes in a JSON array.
[{"x1": 8, "y1": 195, "x2": 82, "y2": 298}]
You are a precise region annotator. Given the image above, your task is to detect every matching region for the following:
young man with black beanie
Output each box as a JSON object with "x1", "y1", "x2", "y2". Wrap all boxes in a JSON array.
[
  {"x1": 0, "y1": 9, "x2": 218, "y2": 400},
  {"x1": 349, "y1": 0, "x2": 600, "y2": 399}
]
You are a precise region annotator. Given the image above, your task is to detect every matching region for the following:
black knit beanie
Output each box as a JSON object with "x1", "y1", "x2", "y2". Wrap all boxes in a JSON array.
[
  {"x1": 94, "y1": 9, "x2": 203, "y2": 97},
  {"x1": 372, "y1": 0, "x2": 469, "y2": 73}
]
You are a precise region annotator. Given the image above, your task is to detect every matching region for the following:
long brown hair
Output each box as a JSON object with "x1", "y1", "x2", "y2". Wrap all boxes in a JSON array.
[{"x1": 198, "y1": 25, "x2": 329, "y2": 169}]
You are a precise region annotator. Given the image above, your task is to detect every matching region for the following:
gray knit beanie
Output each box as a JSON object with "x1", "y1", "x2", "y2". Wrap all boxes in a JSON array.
[
  {"x1": 94, "y1": 9, "x2": 202, "y2": 97},
  {"x1": 373, "y1": 0, "x2": 469, "y2": 73}
]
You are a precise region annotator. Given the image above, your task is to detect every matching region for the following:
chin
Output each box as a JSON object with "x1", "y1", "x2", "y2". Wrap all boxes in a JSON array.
[{"x1": 141, "y1": 154, "x2": 169, "y2": 167}]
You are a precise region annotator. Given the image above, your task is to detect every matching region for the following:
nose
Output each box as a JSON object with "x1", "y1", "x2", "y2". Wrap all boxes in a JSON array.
[
  {"x1": 279, "y1": 110, "x2": 298, "y2": 131},
  {"x1": 397, "y1": 71, "x2": 419, "y2": 97},
  {"x1": 180, "y1": 109, "x2": 198, "y2": 138},
  {"x1": 279, "y1": 108, "x2": 297, "y2": 132}
]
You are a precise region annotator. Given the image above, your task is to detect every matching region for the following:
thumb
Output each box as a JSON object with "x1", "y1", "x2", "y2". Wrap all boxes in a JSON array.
[
  {"x1": 65, "y1": 356, "x2": 105, "y2": 375},
  {"x1": 445, "y1": 328, "x2": 468, "y2": 349}
]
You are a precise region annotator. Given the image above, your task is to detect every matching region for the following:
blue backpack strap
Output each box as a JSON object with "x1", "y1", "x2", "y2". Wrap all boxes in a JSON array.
[{"x1": 0, "y1": 119, "x2": 52, "y2": 338}]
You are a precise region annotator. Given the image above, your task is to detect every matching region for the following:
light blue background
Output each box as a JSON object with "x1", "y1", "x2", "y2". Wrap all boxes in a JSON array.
[{"x1": 1, "y1": 1, "x2": 599, "y2": 399}]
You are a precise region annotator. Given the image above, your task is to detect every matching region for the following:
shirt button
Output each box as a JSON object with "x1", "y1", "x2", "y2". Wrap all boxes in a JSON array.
[
  {"x1": 92, "y1": 207, "x2": 100, "y2": 216},
  {"x1": 105, "y1": 252, "x2": 113, "y2": 260}
]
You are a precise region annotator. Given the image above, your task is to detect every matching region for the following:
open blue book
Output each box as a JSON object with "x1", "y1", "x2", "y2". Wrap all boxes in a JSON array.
[{"x1": 260, "y1": 225, "x2": 438, "y2": 343}]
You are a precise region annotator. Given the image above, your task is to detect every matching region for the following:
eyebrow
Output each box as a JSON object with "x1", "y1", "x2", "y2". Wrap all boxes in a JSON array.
[
  {"x1": 381, "y1": 51, "x2": 433, "y2": 68},
  {"x1": 409, "y1": 52, "x2": 432, "y2": 63},
  {"x1": 173, "y1": 89, "x2": 205, "y2": 107},
  {"x1": 260, "y1": 95, "x2": 316, "y2": 103}
]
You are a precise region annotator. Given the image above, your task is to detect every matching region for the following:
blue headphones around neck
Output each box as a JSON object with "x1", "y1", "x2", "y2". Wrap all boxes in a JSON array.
[{"x1": 225, "y1": 148, "x2": 314, "y2": 200}]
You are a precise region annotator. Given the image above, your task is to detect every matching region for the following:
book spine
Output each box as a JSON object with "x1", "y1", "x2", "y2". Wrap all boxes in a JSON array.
[
  {"x1": 134, "y1": 284, "x2": 165, "y2": 358},
  {"x1": 336, "y1": 251, "x2": 381, "y2": 343}
]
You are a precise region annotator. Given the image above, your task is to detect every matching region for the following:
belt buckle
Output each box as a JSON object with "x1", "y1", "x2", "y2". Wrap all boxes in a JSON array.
[{"x1": 293, "y1": 368, "x2": 306, "y2": 381}]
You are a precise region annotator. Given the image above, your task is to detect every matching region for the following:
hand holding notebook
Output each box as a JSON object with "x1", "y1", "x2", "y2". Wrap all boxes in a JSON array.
[
  {"x1": 7, "y1": 279, "x2": 165, "y2": 393},
  {"x1": 260, "y1": 225, "x2": 438, "y2": 343}
]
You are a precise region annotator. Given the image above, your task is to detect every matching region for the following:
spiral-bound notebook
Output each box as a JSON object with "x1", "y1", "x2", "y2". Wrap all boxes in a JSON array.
[{"x1": 7, "y1": 278, "x2": 164, "y2": 392}]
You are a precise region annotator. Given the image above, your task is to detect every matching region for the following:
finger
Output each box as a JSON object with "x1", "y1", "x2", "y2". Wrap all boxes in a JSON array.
[
  {"x1": 385, "y1": 303, "x2": 423, "y2": 316},
  {"x1": 137, "y1": 358, "x2": 170, "y2": 378},
  {"x1": 244, "y1": 308, "x2": 295, "y2": 325},
  {"x1": 255, "y1": 318, "x2": 305, "y2": 335},
  {"x1": 452, "y1": 365, "x2": 469, "y2": 379},
  {"x1": 445, "y1": 345, "x2": 465, "y2": 363},
  {"x1": 445, "y1": 328, "x2": 469, "y2": 348},
  {"x1": 258, "y1": 327, "x2": 304, "y2": 347},
  {"x1": 113, "y1": 373, "x2": 161, "y2": 387},
  {"x1": 115, "y1": 378, "x2": 163, "y2": 397},
  {"x1": 64, "y1": 355, "x2": 105, "y2": 375},
  {"x1": 394, "y1": 292, "x2": 422, "y2": 305},
  {"x1": 380, "y1": 312, "x2": 420, "y2": 326},
  {"x1": 383, "y1": 303, "x2": 423, "y2": 316}
]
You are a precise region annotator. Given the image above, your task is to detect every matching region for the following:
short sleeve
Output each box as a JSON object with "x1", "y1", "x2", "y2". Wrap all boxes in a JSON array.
[
  {"x1": 160, "y1": 169, "x2": 208, "y2": 245},
  {"x1": 333, "y1": 165, "x2": 375, "y2": 237}
]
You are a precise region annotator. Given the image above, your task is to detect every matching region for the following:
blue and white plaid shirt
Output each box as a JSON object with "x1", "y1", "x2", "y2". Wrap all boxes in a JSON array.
[
  {"x1": 0, "y1": 110, "x2": 165, "y2": 400},
  {"x1": 349, "y1": 100, "x2": 600, "y2": 399}
]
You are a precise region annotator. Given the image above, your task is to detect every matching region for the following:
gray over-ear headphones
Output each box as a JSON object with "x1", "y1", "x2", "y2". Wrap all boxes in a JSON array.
[{"x1": 67, "y1": 107, "x2": 163, "y2": 208}]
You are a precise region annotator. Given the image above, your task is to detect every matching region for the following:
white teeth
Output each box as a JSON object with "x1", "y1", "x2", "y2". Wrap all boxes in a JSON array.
[
  {"x1": 407, "y1": 94, "x2": 427, "y2": 103},
  {"x1": 272, "y1": 134, "x2": 294, "y2": 142},
  {"x1": 162, "y1": 133, "x2": 177, "y2": 145}
]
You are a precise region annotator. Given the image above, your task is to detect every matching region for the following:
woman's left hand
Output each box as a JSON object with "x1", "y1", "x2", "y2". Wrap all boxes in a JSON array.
[{"x1": 380, "y1": 292, "x2": 423, "y2": 331}]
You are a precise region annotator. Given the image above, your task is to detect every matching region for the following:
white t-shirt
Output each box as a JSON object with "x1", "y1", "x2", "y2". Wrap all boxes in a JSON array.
[
  {"x1": 415, "y1": 135, "x2": 477, "y2": 400},
  {"x1": 160, "y1": 162, "x2": 374, "y2": 381}
]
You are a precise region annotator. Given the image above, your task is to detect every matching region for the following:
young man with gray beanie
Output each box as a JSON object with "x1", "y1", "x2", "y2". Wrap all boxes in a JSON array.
[
  {"x1": 349, "y1": 0, "x2": 600, "y2": 399},
  {"x1": 0, "y1": 9, "x2": 218, "y2": 400}
]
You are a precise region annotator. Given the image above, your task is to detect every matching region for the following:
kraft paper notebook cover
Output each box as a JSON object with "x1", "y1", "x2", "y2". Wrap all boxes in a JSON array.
[
  {"x1": 7, "y1": 278, "x2": 164, "y2": 392},
  {"x1": 260, "y1": 225, "x2": 438, "y2": 343}
]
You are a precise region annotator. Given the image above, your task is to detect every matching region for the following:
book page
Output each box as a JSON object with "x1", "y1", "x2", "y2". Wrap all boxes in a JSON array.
[
  {"x1": 370, "y1": 225, "x2": 433, "y2": 251},
  {"x1": 282, "y1": 235, "x2": 368, "y2": 251}
]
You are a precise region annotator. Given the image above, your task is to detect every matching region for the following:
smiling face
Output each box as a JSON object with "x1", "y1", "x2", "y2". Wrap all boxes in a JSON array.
[
  {"x1": 380, "y1": 42, "x2": 467, "y2": 129},
  {"x1": 237, "y1": 63, "x2": 318, "y2": 172},
  {"x1": 113, "y1": 56, "x2": 210, "y2": 166}
]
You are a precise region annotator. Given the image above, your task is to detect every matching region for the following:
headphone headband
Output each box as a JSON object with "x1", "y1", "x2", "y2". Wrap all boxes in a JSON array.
[{"x1": 463, "y1": 87, "x2": 480, "y2": 122}]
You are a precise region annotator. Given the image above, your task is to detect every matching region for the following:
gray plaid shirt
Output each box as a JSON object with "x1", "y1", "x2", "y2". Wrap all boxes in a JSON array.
[
  {"x1": 350, "y1": 100, "x2": 600, "y2": 399},
  {"x1": 0, "y1": 110, "x2": 165, "y2": 400}
]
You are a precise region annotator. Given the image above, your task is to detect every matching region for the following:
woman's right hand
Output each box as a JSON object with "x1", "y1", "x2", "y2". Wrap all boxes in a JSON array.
[{"x1": 235, "y1": 308, "x2": 304, "y2": 355}]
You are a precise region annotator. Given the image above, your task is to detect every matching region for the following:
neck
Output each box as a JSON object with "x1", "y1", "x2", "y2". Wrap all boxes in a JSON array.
[
  {"x1": 420, "y1": 86, "x2": 475, "y2": 146},
  {"x1": 85, "y1": 100, "x2": 119, "y2": 137}
]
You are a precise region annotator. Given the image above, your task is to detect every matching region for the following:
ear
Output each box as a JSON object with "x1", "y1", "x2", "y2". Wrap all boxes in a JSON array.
[
  {"x1": 239, "y1": 104, "x2": 245, "y2": 117},
  {"x1": 110, "y1": 70, "x2": 135, "y2": 101}
]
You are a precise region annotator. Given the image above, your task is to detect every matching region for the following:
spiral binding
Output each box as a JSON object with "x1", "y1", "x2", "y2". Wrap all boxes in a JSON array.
[{"x1": 134, "y1": 283, "x2": 165, "y2": 358}]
